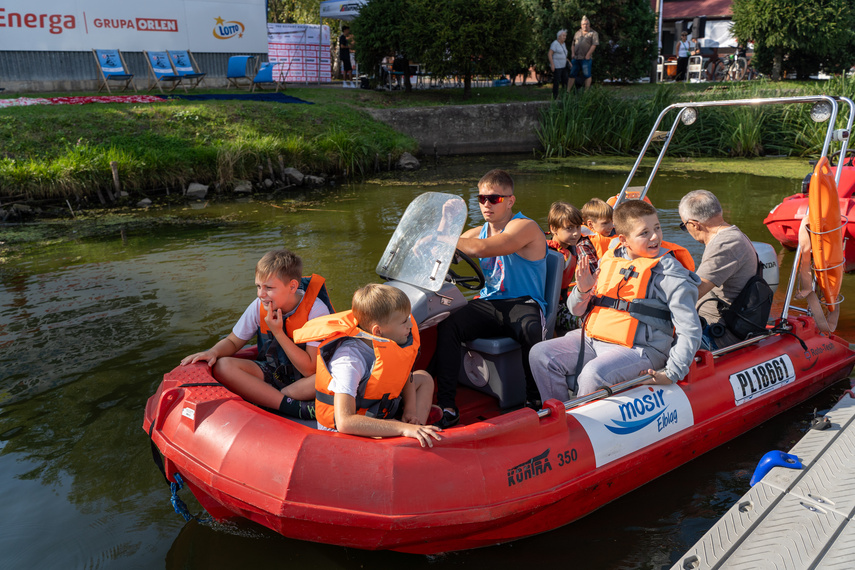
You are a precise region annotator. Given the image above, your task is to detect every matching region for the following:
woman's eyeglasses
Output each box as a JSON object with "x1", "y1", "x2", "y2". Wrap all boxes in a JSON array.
[{"x1": 478, "y1": 194, "x2": 511, "y2": 205}]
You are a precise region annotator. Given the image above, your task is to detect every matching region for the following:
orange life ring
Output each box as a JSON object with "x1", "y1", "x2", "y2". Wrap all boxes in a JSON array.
[
  {"x1": 808, "y1": 156, "x2": 844, "y2": 310},
  {"x1": 607, "y1": 192, "x2": 653, "y2": 207}
]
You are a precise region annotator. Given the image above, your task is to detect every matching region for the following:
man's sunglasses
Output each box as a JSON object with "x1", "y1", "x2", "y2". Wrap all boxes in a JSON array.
[
  {"x1": 679, "y1": 219, "x2": 696, "y2": 232},
  {"x1": 478, "y1": 194, "x2": 511, "y2": 205}
]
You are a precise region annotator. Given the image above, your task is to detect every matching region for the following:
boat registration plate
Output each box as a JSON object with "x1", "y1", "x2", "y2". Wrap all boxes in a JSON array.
[{"x1": 729, "y1": 355, "x2": 795, "y2": 405}]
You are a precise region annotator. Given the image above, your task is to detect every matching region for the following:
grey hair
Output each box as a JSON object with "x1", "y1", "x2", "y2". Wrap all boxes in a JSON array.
[
  {"x1": 581, "y1": 16, "x2": 590, "y2": 23},
  {"x1": 679, "y1": 189, "x2": 723, "y2": 223},
  {"x1": 557, "y1": 29, "x2": 567, "y2": 39}
]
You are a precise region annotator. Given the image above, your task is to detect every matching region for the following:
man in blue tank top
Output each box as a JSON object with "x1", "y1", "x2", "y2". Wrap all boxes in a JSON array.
[{"x1": 432, "y1": 169, "x2": 548, "y2": 428}]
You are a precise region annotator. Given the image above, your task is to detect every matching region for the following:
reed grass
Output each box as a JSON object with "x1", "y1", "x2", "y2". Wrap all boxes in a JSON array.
[{"x1": 538, "y1": 77, "x2": 855, "y2": 159}]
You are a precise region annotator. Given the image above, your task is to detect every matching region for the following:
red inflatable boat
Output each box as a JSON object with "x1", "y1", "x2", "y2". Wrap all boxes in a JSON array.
[
  {"x1": 764, "y1": 151, "x2": 855, "y2": 272},
  {"x1": 144, "y1": 96, "x2": 855, "y2": 554}
]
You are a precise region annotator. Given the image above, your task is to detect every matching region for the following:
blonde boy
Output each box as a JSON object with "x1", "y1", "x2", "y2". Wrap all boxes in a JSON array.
[
  {"x1": 295, "y1": 284, "x2": 441, "y2": 447},
  {"x1": 181, "y1": 249, "x2": 332, "y2": 419},
  {"x1": 530, "y1": 201, "x2": 702, "y2": 400},
  {"x1": 581, "y1": 197, "x2": 615, "y2": 258}
]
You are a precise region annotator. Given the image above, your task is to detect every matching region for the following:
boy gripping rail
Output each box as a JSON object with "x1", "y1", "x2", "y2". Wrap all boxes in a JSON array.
[{"x1": 181, "y1": 249, "x2": 333, "y2": 419}]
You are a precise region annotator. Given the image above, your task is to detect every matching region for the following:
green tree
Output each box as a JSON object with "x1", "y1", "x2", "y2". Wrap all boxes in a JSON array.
[
  {"x1": 350, "y1": 0, "x2": 414, "y2": 90},
  {"x1": 519, "y1": 0, "x2": 656, "y2": 83},
  {"x1": 409, "y1": 0, "x2": 533, "y2": 98},
  {"x1": 268, "y1": 0, "x2": 320, "y2": 24},
  {"x1": 353, "y1": 0, "x2": 533, "y2": 97},
  {"x1": 732, "y1": 0, "x2": 855, "y2": 80}
]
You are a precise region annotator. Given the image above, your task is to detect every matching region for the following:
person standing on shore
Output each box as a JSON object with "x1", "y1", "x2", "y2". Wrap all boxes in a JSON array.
[
  {"x1": 569, "y1": 16, "x2": 599, "y2": 89},
  {"x1": 548, "y1": 30, "x2": 569, "y2": 99},
  {"x1": 675, "y1": 31, "x2": 692, "y2": 81}
]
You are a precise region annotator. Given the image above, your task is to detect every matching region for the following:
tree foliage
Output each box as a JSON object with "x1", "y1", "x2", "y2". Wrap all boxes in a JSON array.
[
  {"x1": 353, "y1": 0, "x2": 533, "y2": 98},
  {"x1": 518, "y1": 0, "x2": 656, "y2": 82},
  {"x1": 268, "y1": 0, "x2": 321, "y2": 24},
  {"x1": 732, "y1": 0, "x2": 855, "y2": 80}
]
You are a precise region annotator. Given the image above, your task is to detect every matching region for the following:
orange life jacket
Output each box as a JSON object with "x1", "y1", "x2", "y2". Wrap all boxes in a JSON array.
[
  {"x1": 584, "y1": 249, "x2": 671, "y2": 347},
  {"x1": 589, "y1": 233, "x2": 613, "y2": 258},
  {"x1": 661, "y1": 240, "x2": 695, "y2": 272},
  {"x1": 257, "y1": 274, "x2": 334, "y2": 382},
  {"x1": 293, "y1": 310, "x2": 420, "y2": 430}
]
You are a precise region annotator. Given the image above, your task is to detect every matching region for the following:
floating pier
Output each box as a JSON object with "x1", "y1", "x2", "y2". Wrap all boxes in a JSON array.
[{"x1": 674, "y1": 390, "x2": 855, "y2": 569}]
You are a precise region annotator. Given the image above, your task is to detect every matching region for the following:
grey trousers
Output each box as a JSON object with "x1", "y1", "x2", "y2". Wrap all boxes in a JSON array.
[{"x1": 529, "y1": 328, "x2": 665, "y2": 401}]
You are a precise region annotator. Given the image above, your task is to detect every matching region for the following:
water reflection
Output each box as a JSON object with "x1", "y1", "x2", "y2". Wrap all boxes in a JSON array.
[{"x1": 0, "y1": 161, "x2": 851, "y2": 568}]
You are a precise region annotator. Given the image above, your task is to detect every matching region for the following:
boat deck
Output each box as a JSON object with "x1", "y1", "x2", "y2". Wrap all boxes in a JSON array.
[{"x1": 673, "y1": 388, "x2": 855, "y2": 569}]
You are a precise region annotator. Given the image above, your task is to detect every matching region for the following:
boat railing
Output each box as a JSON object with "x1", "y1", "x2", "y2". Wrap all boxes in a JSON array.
[{"x1": 611, "y1": 94, "x2": 854, "y2": 324}]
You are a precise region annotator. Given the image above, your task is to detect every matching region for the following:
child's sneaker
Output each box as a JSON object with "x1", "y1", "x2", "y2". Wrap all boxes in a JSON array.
[
  {"x1": 433, "y1": 407, "x2": 460, "y2": 429},
  {"x1": 426, "y1": 405, "x2": 443, "y2": 425}
]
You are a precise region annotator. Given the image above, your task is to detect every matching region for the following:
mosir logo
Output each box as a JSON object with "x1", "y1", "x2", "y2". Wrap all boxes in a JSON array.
[
  {"x1": 605, "y1": 388, "x2": 676, "y2": 435},
  {"x1": 569, "y1": 385, "x2": 694, "y2": 468},
  {"x1": 213, "y1": 16, "x2": 244, "y2": 39}
]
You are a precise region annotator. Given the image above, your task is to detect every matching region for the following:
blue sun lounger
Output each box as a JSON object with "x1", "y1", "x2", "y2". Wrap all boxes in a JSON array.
[
  {"x1": 144, "y1": 50, "x2": 185, "y2": 93},
  {"x1": 92, "y1": 49, "x2": 137, "y2": 94},
  {"x1": 226, "y1": 55, "x2": 257, "y2": 89},
  {"x1": 252, "y1": 62, "x2": 284, "y2": 92},
  {"x1": 168, "y1": 50, "x2": 206, "y2": 89}
]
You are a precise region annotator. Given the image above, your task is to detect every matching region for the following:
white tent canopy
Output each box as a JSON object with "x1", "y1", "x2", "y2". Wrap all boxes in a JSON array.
[{"x1": 320, "y1": 0, "x2": 367, "y2": 21}]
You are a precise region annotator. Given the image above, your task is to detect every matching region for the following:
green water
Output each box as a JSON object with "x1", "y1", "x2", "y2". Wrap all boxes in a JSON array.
[{"x1": 0, "y1": 159, "x2": 851, "y2": 568}]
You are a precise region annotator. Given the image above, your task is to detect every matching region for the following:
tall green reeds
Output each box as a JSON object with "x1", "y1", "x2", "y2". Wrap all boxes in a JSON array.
[{"x1": 538, "y1": 77, "x2": 855, "y2": 159}]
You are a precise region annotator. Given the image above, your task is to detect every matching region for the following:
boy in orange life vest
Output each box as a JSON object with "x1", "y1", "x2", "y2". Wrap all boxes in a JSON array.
[
  {"x1": 546, "y1": 201, "x2": 597, "y2": 333},
  {"x1": 180, "y1": 249, "x2": 333, "y2": 419},
  {"x1": 529, "y1": 200, "x2": 702, "y2": 400},
  {"x1": 293, "y1": 283, "x2": 442, "y2": 448},
  {"x1": 581, "y1": 197, "x2": 615, "y2": 258}
]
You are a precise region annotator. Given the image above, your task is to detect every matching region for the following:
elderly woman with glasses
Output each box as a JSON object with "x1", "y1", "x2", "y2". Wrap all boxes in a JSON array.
[{"x1": 675, "y1": 32, "x2": 693, "y2": 81}]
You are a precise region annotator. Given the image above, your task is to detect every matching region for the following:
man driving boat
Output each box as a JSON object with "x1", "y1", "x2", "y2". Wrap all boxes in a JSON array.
[{"x1": 431, "y1": 169, "x2": 548, "y2": 428}]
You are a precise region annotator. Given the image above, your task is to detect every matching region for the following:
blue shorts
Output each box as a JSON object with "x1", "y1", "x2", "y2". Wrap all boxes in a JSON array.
[{"x1": 569, "y1": 59, "x2": 592, "y2": 79}]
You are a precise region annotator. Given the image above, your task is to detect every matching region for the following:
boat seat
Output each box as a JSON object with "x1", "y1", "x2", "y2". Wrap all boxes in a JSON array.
[{"x1": 459, "y1": 249, "x2": 564, "y2": 409}]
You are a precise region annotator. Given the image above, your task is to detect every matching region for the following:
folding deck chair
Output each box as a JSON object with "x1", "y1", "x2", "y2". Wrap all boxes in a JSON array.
[
  {"x1": 144, "y1": 51, "x2": 185, "y2": 93},
  {"x1": 92, "y1": 49, "x2": 137, "y2": 94},
  {"x1": 226, "y1": 55, "x2": 257, "y2": 89},
  {"x1": 168, "y1": 50, "x2": 206, "y2": 89},
  {"x1": 251, "y1": 62, "x2": 284, "y2": 92}
]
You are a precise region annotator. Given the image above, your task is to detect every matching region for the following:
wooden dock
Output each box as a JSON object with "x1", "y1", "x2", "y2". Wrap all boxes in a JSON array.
[{"x1": 673, "y1": 391, "x2": 855, "y2": 569}]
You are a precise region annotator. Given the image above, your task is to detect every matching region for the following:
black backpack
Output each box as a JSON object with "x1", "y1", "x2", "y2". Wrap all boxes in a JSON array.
[{"x1": 719, "y1": 261, "x2": 774, "y2": 340}]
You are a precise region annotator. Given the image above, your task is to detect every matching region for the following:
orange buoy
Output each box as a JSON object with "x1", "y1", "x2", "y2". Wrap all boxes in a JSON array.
[
  {"x1": 808, "y1": 156, "x2": 845, "y2": 310},
  {"x1": 607, "y1": 191, "x2": 653, "y2": 207}
]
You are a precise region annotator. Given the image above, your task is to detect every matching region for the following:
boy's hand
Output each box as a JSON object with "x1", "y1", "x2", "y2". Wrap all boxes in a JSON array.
[
  {"x1": 264, "y1": 307, "x2": 285, "y2": 335},
  {"x1": 576, "y1": 254, "x2": 599, "y2": 293},
  {"x1": 643, "y1": 369, "x2": 673, "y2": 386},
  {"x1": 181, "y1": 350, "x2": 216, "y2": 367},
  {"x1": 401, "y1": 424, "x2": 442, "y2": 448}
]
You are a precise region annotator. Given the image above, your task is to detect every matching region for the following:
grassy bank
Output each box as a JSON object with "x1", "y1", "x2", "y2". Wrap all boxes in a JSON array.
[{"x1": 0, "y1": 78, "x2": 847, "y2": 205}]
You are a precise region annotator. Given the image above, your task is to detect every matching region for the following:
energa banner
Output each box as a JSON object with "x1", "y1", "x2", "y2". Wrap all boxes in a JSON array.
[{"x1": 0, "y1": 0, "x2": 267, "y2": 52}]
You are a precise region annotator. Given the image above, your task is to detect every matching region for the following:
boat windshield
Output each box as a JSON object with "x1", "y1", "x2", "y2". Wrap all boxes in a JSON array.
[{"x1": 376, "y1": 192, "x2": 467, "y2": 292}]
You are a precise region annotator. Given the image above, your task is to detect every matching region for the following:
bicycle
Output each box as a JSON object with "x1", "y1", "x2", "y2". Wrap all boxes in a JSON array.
[{"x1": 726, "y1": 55, "x2": 748, "y2": 81}]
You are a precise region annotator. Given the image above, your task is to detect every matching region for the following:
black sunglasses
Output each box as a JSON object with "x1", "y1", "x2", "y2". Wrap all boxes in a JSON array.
[
  {"x1": 679, "y1": 219, "x2": 696, "y2": 232},
  {"x1": 478, "y1": 194, "x2": 511, "y2": 205}
]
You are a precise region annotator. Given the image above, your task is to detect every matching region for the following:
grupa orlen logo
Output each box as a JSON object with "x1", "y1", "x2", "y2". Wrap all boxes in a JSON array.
[{"x1": 212, "y1": 16, "x2": 244, "y2": 39}]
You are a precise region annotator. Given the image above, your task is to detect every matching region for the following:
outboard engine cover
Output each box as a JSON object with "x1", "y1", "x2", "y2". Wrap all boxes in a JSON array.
[{"x1": 752, "y1": 241, "x2": 779, "y2": 293}]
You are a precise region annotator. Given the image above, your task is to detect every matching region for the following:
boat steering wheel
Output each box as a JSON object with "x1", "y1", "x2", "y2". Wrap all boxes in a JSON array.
[
  {"x1": 446, "y1": 249, "x2": 485, "y2": 290},
  {"x1": 830, "y1": 148, "x2": 855, "y2": 168}
]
